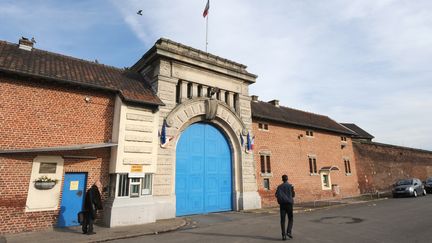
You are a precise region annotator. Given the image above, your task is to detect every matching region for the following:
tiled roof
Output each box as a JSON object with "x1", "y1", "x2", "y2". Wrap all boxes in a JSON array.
[
  {"x1": 0, "y1": 40, "x2": 163, "y2": 106},
  {"x1": 251, "y1": 101, "x2": 355, "y2": 135},
  {"x1": 340, "y1": 123, "x2": 375, "y2": 139}
]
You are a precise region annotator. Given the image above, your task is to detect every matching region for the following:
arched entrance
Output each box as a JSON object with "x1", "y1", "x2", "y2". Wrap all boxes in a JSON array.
[{"x1": 176, "y1": 122, "x2": 233, "y2": 216}]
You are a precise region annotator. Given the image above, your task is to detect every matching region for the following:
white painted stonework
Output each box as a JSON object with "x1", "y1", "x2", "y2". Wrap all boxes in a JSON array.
[{"x1": 25, "y1": 156, "x2": 64, "y2": 212}]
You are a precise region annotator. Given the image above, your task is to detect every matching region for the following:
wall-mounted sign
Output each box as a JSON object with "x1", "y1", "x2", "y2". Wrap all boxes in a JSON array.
[
  {"x1": 70, "y1": 181, "x2": 79, "y2": 191},
  {"x1": 39, "y1": 162, "x2": 57, "y2": 174},
  {"x1": 129, "y1": 165, "x2": 144, "y2": 178},
  {"x1": 131, "y1": 165, "x2": 143, "y2": 173}
]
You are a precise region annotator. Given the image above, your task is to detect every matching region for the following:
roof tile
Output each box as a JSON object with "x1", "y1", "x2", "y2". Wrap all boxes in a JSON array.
[{"x1": 0, "y1": 40, "x2": 163, "y2": 106}]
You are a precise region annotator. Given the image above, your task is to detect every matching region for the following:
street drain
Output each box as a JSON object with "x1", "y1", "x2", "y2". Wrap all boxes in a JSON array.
[{"x1": 313, "y1": 216, "x2": 364, "y2": 224}]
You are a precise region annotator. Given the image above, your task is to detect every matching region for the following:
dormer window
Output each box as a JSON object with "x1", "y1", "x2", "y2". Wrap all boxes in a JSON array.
[
  {"x1": 306, "y1": 130, "x2": 314, "y2": 137},
  {"x1": 258, "y1": 122, "x2": 269, "y2": 131}
]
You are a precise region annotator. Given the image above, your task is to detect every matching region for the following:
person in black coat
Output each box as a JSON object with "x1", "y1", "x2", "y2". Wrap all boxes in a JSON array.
[
  {"x1": 82, "y1": 181, "x2": 103, "y2": 234},
  {"x1": 275, "y1": 174, "x2": 295, "y2": 240}
]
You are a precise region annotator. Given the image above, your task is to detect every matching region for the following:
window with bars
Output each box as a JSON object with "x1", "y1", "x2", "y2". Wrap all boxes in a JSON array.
[
  {"x1": 260, "y1": 154, "x2": 271, "y2": 173},
  {"x1": 308, "y1": 156, "x2": 317, "y2": 174},
  {"x1": 306, "y1": 130, "x2": 314, "y2": 137},
  {"x1": 344, "y1": 159, "x2": 352, "y2": 174},
  {"x1": 341, "y1": 136, "x2": 347, "y2": 142},
  {"x1": 118, "y1": 174, "x2": 129, "y2": 197},
  {"x1": 116, "y1": 174, "x2": 153, "y2": 198},
  {"x1": 258, "y1": 122, "x2": 269, "y2": 131}
]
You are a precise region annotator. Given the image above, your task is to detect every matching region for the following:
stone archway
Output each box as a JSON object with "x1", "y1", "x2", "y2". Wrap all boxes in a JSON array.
[{"x1": 165, "y1": 98, "x2": 249, "y2": 211}]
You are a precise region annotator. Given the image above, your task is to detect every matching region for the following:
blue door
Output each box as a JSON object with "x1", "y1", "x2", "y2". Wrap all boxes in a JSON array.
[
  {"x1": 58, "y1": 173, "x2": 87, "y2": 227},
  {"x1": 176, "y1": 123, "x2": 232, "y2": 216}
]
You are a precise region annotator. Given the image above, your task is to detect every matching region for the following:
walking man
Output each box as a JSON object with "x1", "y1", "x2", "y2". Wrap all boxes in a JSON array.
[
  {"x1": 82, "y1": 180, "x2": 103, "y2": 235},
  {"x1": 275, "y1": 174, "x2": 295, "y2": 240}
]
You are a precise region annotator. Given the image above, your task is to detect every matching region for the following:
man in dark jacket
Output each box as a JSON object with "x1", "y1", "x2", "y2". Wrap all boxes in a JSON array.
[
  {"x1": 275, "y1": 174, "x2": 295, "y2": 240},
  {"x1": 82, "y1": 181, "x2": 103, "y2": 235}
]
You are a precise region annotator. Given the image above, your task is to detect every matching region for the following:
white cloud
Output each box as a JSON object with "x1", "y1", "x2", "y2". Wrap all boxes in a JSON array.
[{"x1": 4, "y1": 0, "x2": 430, "y2": 150}]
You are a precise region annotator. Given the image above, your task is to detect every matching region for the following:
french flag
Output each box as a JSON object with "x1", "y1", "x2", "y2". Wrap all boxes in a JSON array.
[
  {"x1": 203, "y1": 0, "x2": 210, "y2": 18},
  {"x1": 247, "y1": 132, "x2": 253, "y2": 151}
]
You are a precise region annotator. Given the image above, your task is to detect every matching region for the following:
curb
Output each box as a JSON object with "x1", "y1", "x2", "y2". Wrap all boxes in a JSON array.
[{"x1": 91, "y1": 219, "x2": 187, "y2": 243}]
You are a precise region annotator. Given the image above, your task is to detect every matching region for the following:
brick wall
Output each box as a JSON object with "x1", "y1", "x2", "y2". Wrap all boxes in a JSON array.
[
  {"x1": 0, "y1": 149, "x2": 110, "y2": 234},
  {"x1": 253, "y1": 120, "x2": 360, "y2": 207},
  {"x1": 0, "y1": 74, "x2": 114, "y2": 150},
  {"x1": 0, "y1": 74, "x2": 114, "y2": 234},
  {"x1": 353, "y1": 141, "x2": 432, "y2": 194}
]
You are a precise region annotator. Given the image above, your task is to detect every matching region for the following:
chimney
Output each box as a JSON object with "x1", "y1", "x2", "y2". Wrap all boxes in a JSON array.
[
  {"x1": 251, "y1": 95, "x2": 259, "y2": 102},
  {"x1": 18, "y1": 37, "x2": 34, "y2": 51},
  {"x1": 268, "y1": 99, "x2": 280, "y2": 107}
]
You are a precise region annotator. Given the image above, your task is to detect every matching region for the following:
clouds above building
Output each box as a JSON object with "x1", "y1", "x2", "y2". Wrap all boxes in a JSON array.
[{"x1": 1, "y1": 0, "x2": 431, "y2": 150}]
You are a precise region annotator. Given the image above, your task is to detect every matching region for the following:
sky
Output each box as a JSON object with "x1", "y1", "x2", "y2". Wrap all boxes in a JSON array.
[{"x1": 1, "y1": 0, "x2": 432, "y2": 150}]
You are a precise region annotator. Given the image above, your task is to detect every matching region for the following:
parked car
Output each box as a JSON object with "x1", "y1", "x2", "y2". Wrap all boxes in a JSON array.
[
  {"x1": 424, "y1": 177, "x2": 432, "y2": 193},
  {"x1": 392, "y1": 178, "x2": 426, "y2": 198}
]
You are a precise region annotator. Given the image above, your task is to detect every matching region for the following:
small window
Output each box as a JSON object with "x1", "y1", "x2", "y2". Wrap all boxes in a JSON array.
[
  {"x1": 260, "y1": 154, "x2": 271, "y2": 173},
  {"x1": 130, "y1": 178, "x2": 141, "y2": 198},
  {"x1": 308, "y1": 157, "x2": 317, "y2": 174},
  {"x1": 39, "y1": 162, "x2": 56, "y2": 174},
  {"x1": 141, "y1": 174, "x2": 153, "y2": 195},
  {"x1": 306, "y1": 130, "x2": 314, "y2": 137},
  {"x1": 341, "y1": 136, "x2": 347, "y2": 142},
  {"x1": 344, "y1": 159, "x2": 352, "y2": 174},
  {"x1": 321, "y1": 173, "x2": 331, "y2": 189},
  {"x1": 118, "y1": 174, "x2": 129, "y2": 197},
  {"x1": 263, "y1": 179, "x2": 270, "y2": 190},
  {"x1": 258, "y1": 122, "x2": 269, "y2": 131}
]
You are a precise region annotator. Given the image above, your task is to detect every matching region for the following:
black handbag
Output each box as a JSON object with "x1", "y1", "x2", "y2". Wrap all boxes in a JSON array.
[{"x1": 77, "y1": 211, "x2": 86, "y2": 224}]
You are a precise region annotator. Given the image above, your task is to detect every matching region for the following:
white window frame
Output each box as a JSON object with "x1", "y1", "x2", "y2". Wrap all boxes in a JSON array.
[
  {"x1": 306, "y1": 130, "x2": 314, "y2": 137},
  {"x1": 258, "y1": 122, "x2": 269, "y2": 131},
  {"x1": 114, "y1": 174, "x2": 153, "y2": 198},
  {"x1": 308, "y1": 155, "x2": 318, "y2": 175},
  {"x1": 320, "y1": 172, "x2": 331, "y2": 190}
]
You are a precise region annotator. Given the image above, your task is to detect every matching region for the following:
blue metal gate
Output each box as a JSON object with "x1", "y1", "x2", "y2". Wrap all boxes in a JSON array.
[
  {"x1": 176, "y1": 123, "x2": 232, "y2": 216},
  {"x1": 58, "y1": 173, "x2": 87, "y2": 227}
]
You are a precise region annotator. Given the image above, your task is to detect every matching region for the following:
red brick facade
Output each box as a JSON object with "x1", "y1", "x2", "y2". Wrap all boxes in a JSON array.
[
  {"x1": 0, "y1": 74, "x2": 114, "y2": 234},
  {"x1": 253, "y1": 120, "x2": 360, "y2": 207},
  {"x1": 353, "y1": 141, "x2": 432, "y2": 194}
]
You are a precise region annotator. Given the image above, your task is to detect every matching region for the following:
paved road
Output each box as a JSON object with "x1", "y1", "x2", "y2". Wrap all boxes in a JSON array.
[{"x1": 112, "y1": 196, "x2": 432, "y2": 243}]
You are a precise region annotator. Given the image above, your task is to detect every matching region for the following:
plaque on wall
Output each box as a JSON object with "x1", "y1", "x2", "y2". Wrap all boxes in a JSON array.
[{"x1": 39, "y1": 162, "x2": 57, "y2": 174}]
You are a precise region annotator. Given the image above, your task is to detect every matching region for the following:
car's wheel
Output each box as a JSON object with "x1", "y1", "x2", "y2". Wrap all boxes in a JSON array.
[
  {"x1": 423, "y1": 189, "x2": 427, "y2": 196},
  {"x1": 413, "y1": 190, "x2": 418, "y2": 197}
]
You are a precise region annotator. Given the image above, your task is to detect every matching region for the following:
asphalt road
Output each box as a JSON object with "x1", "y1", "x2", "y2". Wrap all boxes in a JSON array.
[{"x1": 111, "y1": 195, "x2": 432, "y2": 243}]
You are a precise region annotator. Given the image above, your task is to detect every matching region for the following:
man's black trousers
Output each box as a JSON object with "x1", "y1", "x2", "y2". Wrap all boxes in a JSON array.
[{"x1": 279, "y1": 203, "x2": 293, "y2": 235}]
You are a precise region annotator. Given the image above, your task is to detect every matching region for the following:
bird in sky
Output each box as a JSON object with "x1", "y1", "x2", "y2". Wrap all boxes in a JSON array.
[{"x1": 137, "y1": 10, "x2": 143, "y2": 16}]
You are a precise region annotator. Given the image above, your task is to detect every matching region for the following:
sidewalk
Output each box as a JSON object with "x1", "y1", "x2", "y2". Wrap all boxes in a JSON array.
[{"x1": 4, "y1": 218, "x2": 186, "y2": 243}]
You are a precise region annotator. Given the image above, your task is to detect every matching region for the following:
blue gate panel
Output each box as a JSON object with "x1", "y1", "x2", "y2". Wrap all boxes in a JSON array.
[{"x1": 176, "y1": 123, "x2": 232, "y2": 216}]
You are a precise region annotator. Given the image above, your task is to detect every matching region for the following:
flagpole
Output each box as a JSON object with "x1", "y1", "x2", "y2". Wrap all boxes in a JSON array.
[{"x1": 206, "y1": 14, "x2": 209, "y2": 52}]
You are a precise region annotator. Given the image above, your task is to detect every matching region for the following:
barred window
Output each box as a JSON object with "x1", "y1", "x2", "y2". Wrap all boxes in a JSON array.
[
  {"x1": 118, "y1": 174, "x2": 129, "y2": 197},
  {"x1": 344, "y1": 159, "x2": 352, "y2": 174},
  {"x1": 260, "y1": 155, "x2": 271, "y2": 173},
  {"x1": 309, "y1": 157, "x2": 317, "y2": 174},
  {"x1": 306, "y1": 130, "x2": 314, "y2": 137}
]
